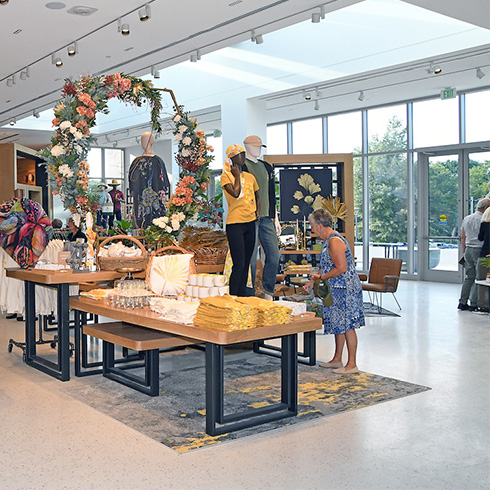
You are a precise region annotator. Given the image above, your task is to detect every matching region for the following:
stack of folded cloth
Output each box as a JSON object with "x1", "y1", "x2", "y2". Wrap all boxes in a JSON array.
[
  {"x1": 235, "y1": 297, "x2": 293, "y2": 326},
  {"x1": 149, "y1": 297, "x2": 199, "y2": 325},
  {"x1": 194, "y1": 295, "x2": 256, "y2": 331},
  {"x1": 194, "y1": 295, "x2": 293, "y2": 331}
]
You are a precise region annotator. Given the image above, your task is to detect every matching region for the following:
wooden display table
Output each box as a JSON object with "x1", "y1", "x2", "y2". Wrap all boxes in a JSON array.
[
  {"x1": 6, "y1": 268, "x2": 130, "y2": 381},
  {"x1": 70, "y1": 296, "x2": 321, "y2": 435}
]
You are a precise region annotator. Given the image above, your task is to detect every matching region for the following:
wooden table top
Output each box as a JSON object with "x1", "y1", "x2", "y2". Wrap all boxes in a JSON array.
[
  {"x1": 6, "y1": 268, "x2": 130, "y2": 285},
  {"x1": 70, "y1": 296, "x2": 322, "y2": 345}
]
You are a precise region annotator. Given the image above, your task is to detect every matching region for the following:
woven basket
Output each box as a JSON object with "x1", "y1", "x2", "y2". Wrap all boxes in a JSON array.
[
  {"x1": 97, "y1": 235, "x2": 148, "y2": 271},
  {"x1": 187, "y1": 247, "x2": 228, "y2": 265}
]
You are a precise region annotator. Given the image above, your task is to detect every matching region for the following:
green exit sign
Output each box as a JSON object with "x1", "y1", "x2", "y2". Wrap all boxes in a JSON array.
[{"x1": 440, "y1": 88, "x2": 457, "y2": 100}]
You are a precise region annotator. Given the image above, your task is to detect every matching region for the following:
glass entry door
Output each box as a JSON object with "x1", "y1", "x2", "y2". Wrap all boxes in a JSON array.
[{"x1": 419, "y1": 152, "x2": 461, "y2": 282}]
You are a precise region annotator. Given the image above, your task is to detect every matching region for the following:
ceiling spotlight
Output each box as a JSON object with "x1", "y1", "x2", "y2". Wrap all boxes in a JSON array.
[
  {"x1": 311, "y1": 5, "x2": 325, "y2": 23},
  {"x1": 113, "y1": 142, "x2": 118, "y2": 148},
  {"x1": 33, "y1": 109, "x2": 40, "y2": 118},
  {"x1": 251, "y1": 29, "x2": 264, "y2": 44},
  {"x1": 427, "y1": 62, "x2": 442, "y2": 75},
  {"x1": 67, "y1": 41, "x2": 78, "y2": 57},
  {"x1": 20, "y1": 67, "x2": 30, "y2": 80},
  {"x1": 314, "y1": 100, "x2": 320, "y2": 111},
  {"x1": 196, "y1": 49, "x2": 201, "y2": 61},
  {"x1": 358, "y1": 91, "x2": 365, "y2": 101},
  {"x1": 304, "y1": 91, "x2": 312, "y2": 101},
  {"x1": 190, "y1": 53, "x2": 197, "y2": 63},
  {"x1": 476, "y1": 67, "x2": 486, "y2": 79},
  {"x1": 9, "y1": 117, "x2": 16, "y2": 126},
  {"x1": 118, "y1": 18, "x2": 130, "y2": 35},
  {"x1": 6, "y1": 75, "x2": 15, "y2": 87},
  {"x1": 51, "y1": 53, "x2": 63, "y2": 67},
  {"x1": 151, "y1": 65, "x2": 160, "y2": 79},
  {"x1": 139, "y1": 3, "x2": 151, "y2": 21}
]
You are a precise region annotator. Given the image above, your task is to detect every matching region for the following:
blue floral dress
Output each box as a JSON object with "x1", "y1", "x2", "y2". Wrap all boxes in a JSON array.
[{"x1": 321, "y1": 232, "x2": 365, "y2": 334}]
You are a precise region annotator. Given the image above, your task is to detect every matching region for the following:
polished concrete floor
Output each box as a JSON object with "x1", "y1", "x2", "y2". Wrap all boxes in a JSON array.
[{"x1": 0, "y1": 281, "x2": 489, "y2": 490}]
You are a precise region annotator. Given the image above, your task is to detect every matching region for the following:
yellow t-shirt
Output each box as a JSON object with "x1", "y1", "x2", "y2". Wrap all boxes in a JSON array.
[{"x1": 221, "y1": 171, "x2": 259, "y2": 224}]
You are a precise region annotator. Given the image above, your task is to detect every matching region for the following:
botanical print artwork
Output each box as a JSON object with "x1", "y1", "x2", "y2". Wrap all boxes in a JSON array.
[
  {"x1": 279, "y1": 168, "x2": 333, "y2": 221},
  {"x1": 291, "y1": 173, "x2": 324, "y2": 216}
]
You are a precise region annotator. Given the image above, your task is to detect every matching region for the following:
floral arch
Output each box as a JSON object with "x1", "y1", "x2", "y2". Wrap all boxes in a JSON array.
[{"x1": 39, "y1": 73, "x2": 214, "y2": 240}]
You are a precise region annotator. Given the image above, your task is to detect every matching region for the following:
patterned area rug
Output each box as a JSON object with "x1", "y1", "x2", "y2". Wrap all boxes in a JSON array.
[
  {"x1": 363, "y1": 302, "x2": 400, "y2": 317},
  {"x1": 62, "y1": 351, "x2": 427, "y2": 453}
]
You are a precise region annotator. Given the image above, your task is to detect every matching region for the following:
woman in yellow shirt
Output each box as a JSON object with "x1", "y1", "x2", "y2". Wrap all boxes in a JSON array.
[{"x1": 221, "y1": 145, "x2": 260, "y2": 296}]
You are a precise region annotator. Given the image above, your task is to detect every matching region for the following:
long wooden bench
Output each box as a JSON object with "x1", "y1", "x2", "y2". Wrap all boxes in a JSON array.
[{"x1": 83, "y1": 322, "x2": 197, "y2": 396}]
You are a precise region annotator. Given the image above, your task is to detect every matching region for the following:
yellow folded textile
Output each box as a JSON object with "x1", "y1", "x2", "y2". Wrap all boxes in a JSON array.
[
  {"x1": 235, "y1": 297, "x2": 293, "y2": 326},
  {"x1": 194, "y1": 295, "x2": 257, "y2": 331}
]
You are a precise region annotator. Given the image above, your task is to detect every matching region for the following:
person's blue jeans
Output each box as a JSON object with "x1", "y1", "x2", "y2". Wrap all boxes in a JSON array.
[{"x1": 250, "y1": 217, "x2": 280, "y2": 297}]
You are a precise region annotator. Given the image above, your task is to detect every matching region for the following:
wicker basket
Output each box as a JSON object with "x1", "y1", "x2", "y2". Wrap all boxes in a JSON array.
[
  {"x1": 97, "y1": 235, "x2": 148, "y2": 271},
  {"x1": 187, "y1": 247, "x2": 228, "y2": 265}
]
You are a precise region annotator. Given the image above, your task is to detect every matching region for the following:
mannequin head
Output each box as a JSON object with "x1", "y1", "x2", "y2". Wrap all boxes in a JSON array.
[
  {"x1": 243, "y1": 135, "x2": 266, "y2": 162},
  {"x1": 141, "y1": 132, "x2": 155, "y2": 154}
]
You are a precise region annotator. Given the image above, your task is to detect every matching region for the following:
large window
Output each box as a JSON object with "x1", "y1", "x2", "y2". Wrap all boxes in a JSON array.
[
  {"x1": 105, "y1": 148, "x2": 124, "y2": 180},
  {"x1": 368, "y1": 105, "x2": 407, "y2": 152},
  {"x1": 412, "y1": 98, "x2": 459, "y2": 148},
  {"x1": 267, "y1": 88, "x2": 490, "y2": 275},
  {"x1": 328, "y1": 112, "x2": 361, "y2": 154},
  {"x1": 292, "y1": 118, "x2": 323, "y2": 153},
  {"x1": 87, "y1": 148, "x2": 102, "y2": 178},
  {"x1": 465, "y1": 90, "x2": 490, "y2": 143},
  {"x1": 266, "y1": 124, "x2": 288, "y2": 154}
]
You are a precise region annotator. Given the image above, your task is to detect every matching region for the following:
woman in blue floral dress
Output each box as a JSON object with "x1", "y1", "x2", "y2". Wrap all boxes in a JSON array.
[{"x1": 305, "y1": 209, "x2": 365, "y2": 374}]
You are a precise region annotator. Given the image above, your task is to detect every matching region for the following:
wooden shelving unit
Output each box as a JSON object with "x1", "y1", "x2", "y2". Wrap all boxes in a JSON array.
[{"x1": 0, "y1": 143, "x2": 48, "y2": 212}]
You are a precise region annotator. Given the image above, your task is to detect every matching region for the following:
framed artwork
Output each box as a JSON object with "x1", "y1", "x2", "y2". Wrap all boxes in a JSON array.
[{"x1": 279, "y1": 168, "x2": 332, "y2": 221}]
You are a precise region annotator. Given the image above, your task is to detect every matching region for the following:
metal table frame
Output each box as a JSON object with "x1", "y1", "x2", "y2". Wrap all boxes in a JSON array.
[
  {"x1": 206, "y1": 334, "x2": 298, "y2": 435},
  {"x1": 24, "y1": 281, "x2": 71, "y2": 381}
]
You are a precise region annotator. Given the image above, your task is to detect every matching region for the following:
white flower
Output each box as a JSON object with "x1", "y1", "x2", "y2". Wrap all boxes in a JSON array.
[
  {"x1": 178, "y1": 125, "x2": 187, "y2": 133},
  {"x1": 69, "y1": 126, "x2": 77, "y2": 134},
  {"x1": 175, "y1": 133, "x2": 182, "y2": 141},
  {"x1": 51, "y1": 145, "x2": 65, "y2": 156},
  {"x1": 181, "y1": 149, "x2": 190, "y2": 157},
  {"x1": 175, "y1": 212, "x2": 185, "y2": 221},
  {"x1": 60, "y1": 121, "x2": 72, "y2": 130},
  {"x1": 171, "y1": 220, "x2": 180, "y2": 231},
  {"x1": 173, "y1": 114, "x2": 181, "y2": 123},
  {"x1": 59, "y1": 164, "x2": 74, "y2": 178},
  {"x1": 165, "y1": 226, "x2": 173, "y2": 233},
  {"x1": 182, "y1": 136, "x2": 192, "y2": 145},
  {"x1": 74, "y1": 144, "x2": 83, "y2": 153},
  {"x1": 73, "y1": 130, "x2": 83, "y2": 140},
  {"x1": 72, "y1": 213, "x2": 81, "y2": 227}
]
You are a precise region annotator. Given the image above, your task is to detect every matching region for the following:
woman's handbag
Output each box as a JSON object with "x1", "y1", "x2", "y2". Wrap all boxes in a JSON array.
[{"x1": 313, "y1": 279, "x2": 333, "y2": 307}]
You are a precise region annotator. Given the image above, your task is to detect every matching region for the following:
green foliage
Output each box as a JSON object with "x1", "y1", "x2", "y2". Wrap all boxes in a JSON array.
[{"x1": 354, "y1": 117, "x2": 408, "y2": 243}]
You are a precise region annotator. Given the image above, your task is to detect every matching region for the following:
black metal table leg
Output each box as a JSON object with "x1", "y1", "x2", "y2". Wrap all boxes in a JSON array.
[
  {"x1": 205, "y1": 335, "x2": 299, "y2": 436},
  {"x1": 22, "y1": 281, "x2": 71, "y2": 381}
]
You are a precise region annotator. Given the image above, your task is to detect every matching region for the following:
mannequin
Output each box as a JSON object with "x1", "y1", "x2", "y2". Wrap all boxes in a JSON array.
[
  {"x1": 243, "y1": 135, "x2": 280, "y2": 300},
  {"x1": 129, "y1": 131, "x2": 170, "y2": 229}
]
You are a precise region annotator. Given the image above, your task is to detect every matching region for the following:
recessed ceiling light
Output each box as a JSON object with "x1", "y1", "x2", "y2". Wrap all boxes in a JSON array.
[
  {"x1": 67, "y1": 5, "x2": 97, "y2": 16},
  {"x1": 124, "y1": 46, "x2": 134, "y2": 52},
  {"x1": 13, "y1": 29, "x2": 22, "y2": 35},
  {"x1": 45, "y1": 2, "x2": 66, "y2": 9}
]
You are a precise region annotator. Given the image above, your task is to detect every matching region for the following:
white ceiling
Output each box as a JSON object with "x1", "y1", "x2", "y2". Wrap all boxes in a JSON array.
[{"x1": 0, "y1": 0, "x2": 489, "y2": 150}]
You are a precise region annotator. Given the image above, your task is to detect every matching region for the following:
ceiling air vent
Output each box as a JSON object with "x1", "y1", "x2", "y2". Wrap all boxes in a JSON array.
[{"x1": 67, "y1": 6, "x2": 98, "y2": 16}]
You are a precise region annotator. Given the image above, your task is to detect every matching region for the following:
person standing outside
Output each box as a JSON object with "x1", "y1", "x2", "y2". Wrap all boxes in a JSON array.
[
  {"x1": 221, "y1": 144, "x2": 260, "y2": 297},
  {"x1": 108, "y1": 179, "x2": 125, "y2": 228},
  {"x1": 243, "y1": 135, "x2": 280, "y2": 300},
  {"x1": 458, "y1": 197, "x2": 490, "y2": 311}
]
